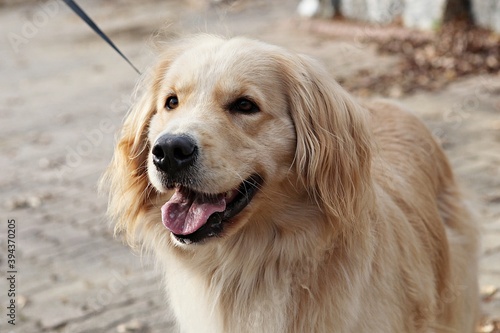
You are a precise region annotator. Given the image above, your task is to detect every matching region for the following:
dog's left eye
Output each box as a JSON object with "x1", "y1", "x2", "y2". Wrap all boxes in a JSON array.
[
  {"x1": 166, "y1": 96, "x2": 179, "y2": 110},
  {"x1": 230, "y1": 98, "x2": 259, "y2": 114}
]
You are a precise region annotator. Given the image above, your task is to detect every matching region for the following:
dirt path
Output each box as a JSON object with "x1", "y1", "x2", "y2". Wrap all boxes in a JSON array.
[{"x1": 1, "y1": 1, "x2": 499, "y2": 332}]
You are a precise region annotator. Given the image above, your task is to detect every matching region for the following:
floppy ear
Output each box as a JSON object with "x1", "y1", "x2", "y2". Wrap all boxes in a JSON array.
[
  {"x1": 100, "y1": 72, "x2": 159, "y2": 245},
  {"x1": 277, "y1": 53, "x2": 373, "y2": 226}
]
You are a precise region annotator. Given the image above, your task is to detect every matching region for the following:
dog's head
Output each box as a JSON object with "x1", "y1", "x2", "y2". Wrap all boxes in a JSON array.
[{"x1": 102, "y1": 35, "x2": 372, "y2": 248}]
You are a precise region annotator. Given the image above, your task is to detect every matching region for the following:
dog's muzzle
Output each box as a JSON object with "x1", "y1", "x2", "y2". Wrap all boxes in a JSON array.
[{"x1": 151, "y1": 133, "x2": 263, "y2": 245}]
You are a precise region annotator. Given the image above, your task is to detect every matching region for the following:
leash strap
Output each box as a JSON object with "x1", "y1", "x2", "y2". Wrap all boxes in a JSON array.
[{"x1": 62, "y1": 0, "x2": 141, "y2": 75}]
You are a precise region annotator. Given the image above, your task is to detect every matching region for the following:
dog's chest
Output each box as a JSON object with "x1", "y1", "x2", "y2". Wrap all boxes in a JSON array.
[
  {"x1": 164, "y1": 257, "x2": 291, "y2": 333},
  {"x1": 165, "y1": 264, "x2": 222, "y2": 332}
]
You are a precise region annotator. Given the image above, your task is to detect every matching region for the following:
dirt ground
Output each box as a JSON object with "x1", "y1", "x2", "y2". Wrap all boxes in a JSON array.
[{"x1": 1, "y1": 0, "x2": 499, "y2": 332}]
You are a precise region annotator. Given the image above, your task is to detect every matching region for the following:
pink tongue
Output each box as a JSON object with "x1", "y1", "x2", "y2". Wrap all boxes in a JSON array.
[{"x1": 161, "y1": 189, "x2": 226, "y2": 235}]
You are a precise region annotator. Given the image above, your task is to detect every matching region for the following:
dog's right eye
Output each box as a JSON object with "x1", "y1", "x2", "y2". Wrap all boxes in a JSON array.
[{"x1": 166, "y1": 96, "x2": 179, "y2": 110}]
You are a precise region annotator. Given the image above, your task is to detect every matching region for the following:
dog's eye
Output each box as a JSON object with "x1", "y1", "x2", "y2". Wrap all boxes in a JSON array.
[
  {"x1": 166, "y1": 96, "x2": 179, "y2": 110},
  {"x1": 230, "y1": 98, "x2": 259, "y2": 114}
]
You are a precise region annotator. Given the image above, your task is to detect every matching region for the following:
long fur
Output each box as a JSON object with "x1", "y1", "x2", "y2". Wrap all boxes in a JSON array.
[{"x1": 101, "y1": 34, "x2": 479, "y2": 333}]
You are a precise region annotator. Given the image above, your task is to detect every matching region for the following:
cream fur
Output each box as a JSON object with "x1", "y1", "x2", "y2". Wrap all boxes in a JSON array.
[{"x1": 101, "y1": 35, "x2": 479, "y2": 333}]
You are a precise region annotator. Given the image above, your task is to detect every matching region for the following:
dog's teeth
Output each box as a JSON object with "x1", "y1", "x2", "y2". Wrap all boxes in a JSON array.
[{"x1": 225, "y1": 190, "x2": 234, "y2": 200}]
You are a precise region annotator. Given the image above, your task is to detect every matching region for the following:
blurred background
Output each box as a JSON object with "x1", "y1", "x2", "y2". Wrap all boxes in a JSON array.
[{"x1": 0, "y1": 0, "x2": 499, "y2": 332}]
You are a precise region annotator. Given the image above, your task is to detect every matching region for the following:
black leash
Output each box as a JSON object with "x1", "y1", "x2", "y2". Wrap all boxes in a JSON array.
[{"x1": 62, "y1": 0, "x2": 141, "y2": 75}]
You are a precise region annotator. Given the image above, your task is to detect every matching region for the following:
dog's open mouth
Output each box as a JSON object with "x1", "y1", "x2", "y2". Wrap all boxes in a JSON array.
[{"x1": 161, "y1": 175, "x2": 263, "y2": 244}]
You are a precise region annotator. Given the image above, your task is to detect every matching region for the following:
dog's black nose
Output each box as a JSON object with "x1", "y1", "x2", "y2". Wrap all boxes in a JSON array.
[{"x1": 152, "y1": 134, "x2": 197, "y2": 174}]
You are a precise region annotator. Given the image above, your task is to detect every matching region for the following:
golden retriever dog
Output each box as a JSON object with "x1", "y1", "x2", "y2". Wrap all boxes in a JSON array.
[{"x1": 101, "y1": 34, "x2": 479, "y2": 332}]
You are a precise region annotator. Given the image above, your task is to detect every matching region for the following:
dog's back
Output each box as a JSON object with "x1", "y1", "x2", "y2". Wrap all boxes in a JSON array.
[{"x1": 368, "y1": 100, "x2": 479, "y2": 332}]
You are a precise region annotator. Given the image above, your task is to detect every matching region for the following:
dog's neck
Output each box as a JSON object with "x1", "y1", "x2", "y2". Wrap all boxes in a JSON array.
[{"x1": 174, "y1": 179, "x2": 375, "y2": 272}]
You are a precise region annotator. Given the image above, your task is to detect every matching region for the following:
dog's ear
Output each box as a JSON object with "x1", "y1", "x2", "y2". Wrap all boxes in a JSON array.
[
  {"x1": 100, "y1": 71, "x2": 160, "y2": 245},
  {"x1": 277, "y1": 53, "x2": 373, "y2": 225}
]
